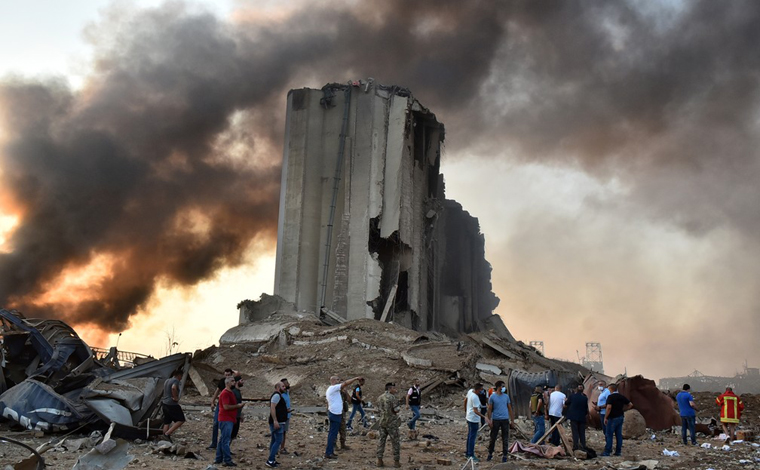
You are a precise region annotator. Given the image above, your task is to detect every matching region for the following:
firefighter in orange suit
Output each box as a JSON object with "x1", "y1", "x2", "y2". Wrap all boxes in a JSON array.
[{"x1": 716, "y1": 386, "x2": 744, "y2": 441}]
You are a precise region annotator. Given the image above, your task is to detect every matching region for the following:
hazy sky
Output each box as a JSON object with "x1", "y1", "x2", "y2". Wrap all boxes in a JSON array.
[{"x1": 1, "y1": 0, "x2": 758, "y2": 381}]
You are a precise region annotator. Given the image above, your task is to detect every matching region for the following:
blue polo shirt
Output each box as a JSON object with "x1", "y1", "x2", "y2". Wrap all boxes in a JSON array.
[
  {"x1": 676, "y1": 391, "x2": 696, "y2": 417},
  {"x1": 488, "y1": 393, "x2": 511, "y2": 420},
  {"x1": 598, "y1": 388, "x2": 611, "y2": 415},
  {"x1": 282, "y1": 390, "x2": 292, "y2": 419}
]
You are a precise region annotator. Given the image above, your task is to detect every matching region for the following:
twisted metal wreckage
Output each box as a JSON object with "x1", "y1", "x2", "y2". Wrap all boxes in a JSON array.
[{"x1": 0, "y1": 308, "x2": 190, "y2": 438}]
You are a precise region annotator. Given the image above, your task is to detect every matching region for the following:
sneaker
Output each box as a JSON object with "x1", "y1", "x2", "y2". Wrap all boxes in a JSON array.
[
  {"x1": 160, "y1": 434, "x2": 172, "y2": 443},
  {"x1": 223, "y1": 463, "x2": 238, "y2": 467},
  {"x1": 486, "y1": 454, "x2": 493, "y2": 461},
  {"x1": 601, "y1": 453, "x2": 611, "y2": 457},
  {"x1": 502, "y1": 456, "x2": 508, "y2": 463},
  {"x1": 325, "y1": 454, "x2": 338, "y2": 459},
  {"x1": 347, "y1": 425, "x2": 353, "y2": 431},
  {"x1": 265, "y1": 462, "x2": 277, "y2": 468},
  {"x1": 280, "y1": 449, "x2": 289, "y2": 455},
  {"x1": 214, "y1": 461, "x2": 222, "y2": 464},
  {"x1": 471, "y1": 457, "x2": 480, "y2": 462}
]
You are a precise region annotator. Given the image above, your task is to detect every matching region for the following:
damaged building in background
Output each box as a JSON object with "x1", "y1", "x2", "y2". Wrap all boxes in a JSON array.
[{"x1": 269, "y1": 80, "x2": 505, "y2": 337}]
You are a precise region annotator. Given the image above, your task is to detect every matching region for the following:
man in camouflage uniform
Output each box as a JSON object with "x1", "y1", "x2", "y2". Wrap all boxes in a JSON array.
[
  {"x1": 338, "y1": 386, "x2": 352, "y2": 450},
  {"x1": 376, "y1": 382, "x2": 401, "y2": 468}
]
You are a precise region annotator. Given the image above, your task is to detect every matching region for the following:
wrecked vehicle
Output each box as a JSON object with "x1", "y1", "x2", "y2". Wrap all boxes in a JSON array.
[{"x1": 0, "y1": 308, "x2": 189, "y2": 436}]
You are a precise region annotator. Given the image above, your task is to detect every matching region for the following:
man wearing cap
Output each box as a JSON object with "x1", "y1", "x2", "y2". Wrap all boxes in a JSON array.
[
  {"x1": 717, "y1": 386, "x2": 744, "y2": 441},
  {"x1": 324, "y1": 375, "x2": 363, "y2": 459},
  {"x1": 376, "y1": 382, "x2": 401, "y2": 468}
]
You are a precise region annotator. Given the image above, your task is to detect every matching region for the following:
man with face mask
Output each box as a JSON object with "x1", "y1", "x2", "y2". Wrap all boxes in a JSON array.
[
  {"x1": 486, "y1": 380, "x2": 514, "y2": 463},
  {"x1": 280, "y1": 379, "x2": 293, "y2": 455},
  {"x1": 594, "y1": 380, "x2": 609, "y2": 434}
]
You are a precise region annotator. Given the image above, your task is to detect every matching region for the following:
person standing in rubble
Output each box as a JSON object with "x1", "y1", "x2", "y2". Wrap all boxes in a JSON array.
[
  {"x1": 265, "y1": 381, "x2": 288, "y2": 468},
  {"x1": 406, "y1": 381, "x2": 422, "y2": 437},
  {"x1": 530, "y1": 386, "x2": 546, "y2": 444},
  {"x1": 217, "y1": 376, "x2": 245, "y2": 467},
  {"x1": 602, "y1": 383, "x2": 633, "y2": 457},
  {"x1": 324, "y1": 375, "x2": 363, "y2": 459},
  {"x1": 376, "y1": 382, "x2": 402, "y2": 468},
  {"x1": 486, "y1": 380, "x2": 514, "y2": 463},
  {"x1": 565, "y1": 384, "x2": 589, "y2": 451},
  {"x1": 465, "y1": 383, "x2": 491, "y2": 461},
  {"x1": 677, "y1": 383, "x2": 698, "y2": 445},
  {"x1": 338, "y1": 386, "x2": 352, "y2": 451},
  {"x1": 347, "y1": 377, "x2": 368, "y2": 430},
  {"x1": 547, "y1": 384, "x2": 566, "y2": 446},
  {"x1": 161, "y1": 369, "x2": 186, "y2": 441},
  {"x1": 231, "y1": 376, "x2": 244, "y2": 440},
  {"x1": 280, "y1": 378, "x2": 293, "y2": 455},
  {"x1": 209, "y1": 368, "x2": 235, "y2": 449},
  {"x1": 593, "y1": 380, "x2": 610, "y2": 435},
  {"x1": 716, "y1": 386, "x2": 744, "y2": 441},
  {"x1": 478, "y1": 387, "x2": 489, "y2": 426}
]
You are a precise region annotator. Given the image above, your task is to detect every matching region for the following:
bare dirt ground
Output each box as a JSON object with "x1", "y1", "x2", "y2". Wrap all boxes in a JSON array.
[{"x1": 2, "y1": 390, "x2": 760, "y2": 470}]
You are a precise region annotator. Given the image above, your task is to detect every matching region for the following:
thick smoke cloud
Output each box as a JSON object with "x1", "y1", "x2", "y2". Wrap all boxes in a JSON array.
[{"x1": 1, "y1": 0, "x2": 760, "y2": 372}]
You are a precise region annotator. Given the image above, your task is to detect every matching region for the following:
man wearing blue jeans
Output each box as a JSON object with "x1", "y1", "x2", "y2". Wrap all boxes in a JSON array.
[
  {"x1": 209, "y1": 369, "x2": 235, "y2": 449},
  {"x1": 594, "y1": 380, "x2": 610, "y2": 435},
  {"x1": 347, "y1": 378, "x2": 367, "y2": 429},
  {"x1": 529, "y1": 386, "x2": 545, "y2": 443},
  {"x1": 602, "y1": 384, "x2": 633, "y2": 457},
  {"x1": 324, "y1": 375, "x2": 363, "y2": 459},
  {"x1": 216, "y1": 377, "x2": 244, "y2": 467},
  {"x1": 406, "y1": 382, "x2": 422, "y2": 432},
  {"x1": 266, "y1": 381, "x2": 288, "y2": 468},
  {"x1": 465, "y1": 383, "x2": 490, "y2": 461},
  {"x1": 676, "y1": 383, "x2": 698, "y2": 445}
]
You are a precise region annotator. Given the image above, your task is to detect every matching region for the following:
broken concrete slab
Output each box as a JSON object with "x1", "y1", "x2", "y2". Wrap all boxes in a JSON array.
[
  {"x1": 72, "y1": 439, "x2": 134, "y2": 470},
  {"x1": 476, "y1": 362, "x2": 502, "y2": 375}
]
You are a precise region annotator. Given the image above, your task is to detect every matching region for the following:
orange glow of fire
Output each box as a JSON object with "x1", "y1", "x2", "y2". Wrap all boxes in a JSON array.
[
  {"x1": 76, "y1": 324, "x2": 113, "y2": 349},
  {"x1": 33, "y1": 252, "x2": 117, "y2": 306}
]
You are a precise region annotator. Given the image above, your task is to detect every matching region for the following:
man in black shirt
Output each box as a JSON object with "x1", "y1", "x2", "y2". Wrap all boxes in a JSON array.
[
  {"x1": 347, "y1": 378, "x2": 368, "y2": 430},
  {"x1": 564, "y1": 384, "x2": 588, "y2": 451},
  {"x1": 602, "y1": 384, "x2": 633, "y2": 456}
]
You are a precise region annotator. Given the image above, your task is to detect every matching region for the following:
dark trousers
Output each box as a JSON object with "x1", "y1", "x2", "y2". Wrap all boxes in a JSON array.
[
  {"x1": 604, "y1": 416, "x2": 624, "y2": 456},
  {"x1": 681, "y1": 416, "x2": 696, "y2": 444},
  {"x1": 231, "y1": 417, "x2": 240, "y2": 439},
  {"x1": 325, "y1": 412, "x2": 341, "y2": 456},
  {"x1": 570, "y1": 420, "x2": 586, "y2": 450},
  {"x1": 466, "y1": 420, "x2": 479, "y2": 458},
  {"x1": 488, "y1": 419, "x2": 510, "y2": 456},
  {"x1": 549, "y1": 416, "x2": 561, "y2": 445},
  {"x1": 209, "y1": 404, "x2": 220, "y2": 447}
]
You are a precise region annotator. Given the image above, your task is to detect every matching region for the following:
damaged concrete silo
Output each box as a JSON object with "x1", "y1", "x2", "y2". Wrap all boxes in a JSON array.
[{"x1": 273, "y1": 80, "x2": 507, "y2": 338}]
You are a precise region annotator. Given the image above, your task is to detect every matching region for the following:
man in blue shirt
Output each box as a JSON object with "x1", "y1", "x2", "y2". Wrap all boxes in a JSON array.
[
  {"x1": 676, "y1": 383, "x2": 698, "y2": 445},
  {"x1": 594, "y1": 380, "x2": 610, "y2": 434},
  {"x1": 280, "y1": 378, "x2": 293, "y2": 455},
  {"x1": 486, "y1": 380, "x2": 514, "y2": 463}
]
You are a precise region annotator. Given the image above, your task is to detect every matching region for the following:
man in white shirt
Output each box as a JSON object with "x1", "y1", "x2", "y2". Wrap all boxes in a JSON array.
[
  {"x1": 465, "y1": 383, "x2": 491, "y2": 461},
  {"x1": 324, "y1": 375, "x2": 363, "y2": 459},
  {"x1": 548, "y1": 384, "x2": 567, "y2": 445}
]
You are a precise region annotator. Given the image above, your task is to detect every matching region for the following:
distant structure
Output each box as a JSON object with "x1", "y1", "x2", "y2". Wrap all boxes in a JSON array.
[
  {"x1": 659, "y1": 364, "x2": 760, "y2": 393},
  {"x1": 581, "y1": 342, "x2": 604, "y2": 373},
  {"x1": 272, "y1": 80, "x2": 507, "y2": 337},
  {"x1": 529, "y1": 341, "x2": 545, "y2": 355}
]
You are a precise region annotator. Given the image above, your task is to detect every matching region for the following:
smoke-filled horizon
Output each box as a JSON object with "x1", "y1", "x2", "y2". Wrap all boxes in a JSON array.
[{"x1": 1, "y1": 0, "x2": 759, "y2": 379}]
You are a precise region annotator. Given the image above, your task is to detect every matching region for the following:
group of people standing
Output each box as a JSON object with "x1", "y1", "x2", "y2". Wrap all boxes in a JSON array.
[
  {"x1": 525, "y1": 381, "x2": 632, "y2": 457},
  {"x1": 677, "y1": 384, "x2": 745, "y2": 445}
]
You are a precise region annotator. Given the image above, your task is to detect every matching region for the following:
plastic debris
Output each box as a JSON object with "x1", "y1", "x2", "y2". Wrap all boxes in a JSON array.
[
  {"x1": 662, "y1": 449, "x2": 680, "y2": 457},
  {"x1": 701, "y1": 443, "x2": 712, "y2": 449},
  {"x1": 722, "y1": 445, "x2": 732, "y2": 451}
]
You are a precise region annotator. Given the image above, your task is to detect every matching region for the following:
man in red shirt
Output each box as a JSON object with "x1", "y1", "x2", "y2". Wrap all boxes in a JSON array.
[
  {"x1": 717, "y1": 386, "x2": 744, "y2": 441},
  {"x1": 216, "y1": 377, "x2": 244, "y2": 467}
]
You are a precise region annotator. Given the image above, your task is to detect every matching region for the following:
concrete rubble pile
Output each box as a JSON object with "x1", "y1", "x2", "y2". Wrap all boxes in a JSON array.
[
  {"x1": 195, "y1": 294, "x2": 592, "y2": 409},
  {"x1": 0, "y1": 308, "x2": 190, "y2": 439}
]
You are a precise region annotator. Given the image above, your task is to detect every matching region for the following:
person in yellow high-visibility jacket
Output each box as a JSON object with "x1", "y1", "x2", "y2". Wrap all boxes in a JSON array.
[{"x1": 716, "y1": 386, "x2": 744, "y2": 441}]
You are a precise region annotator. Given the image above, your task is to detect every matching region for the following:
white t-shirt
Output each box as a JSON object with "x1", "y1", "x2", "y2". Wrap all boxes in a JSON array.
[
  {"x1": 466, "y1": 390, "x2": 481, "y2": 423},
  {"x1": 326, "y1": 383, "x2": 343, "y2": 415},
  {"x1": 548, "y1": 390, "x2": 566, "y2": 417}
]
